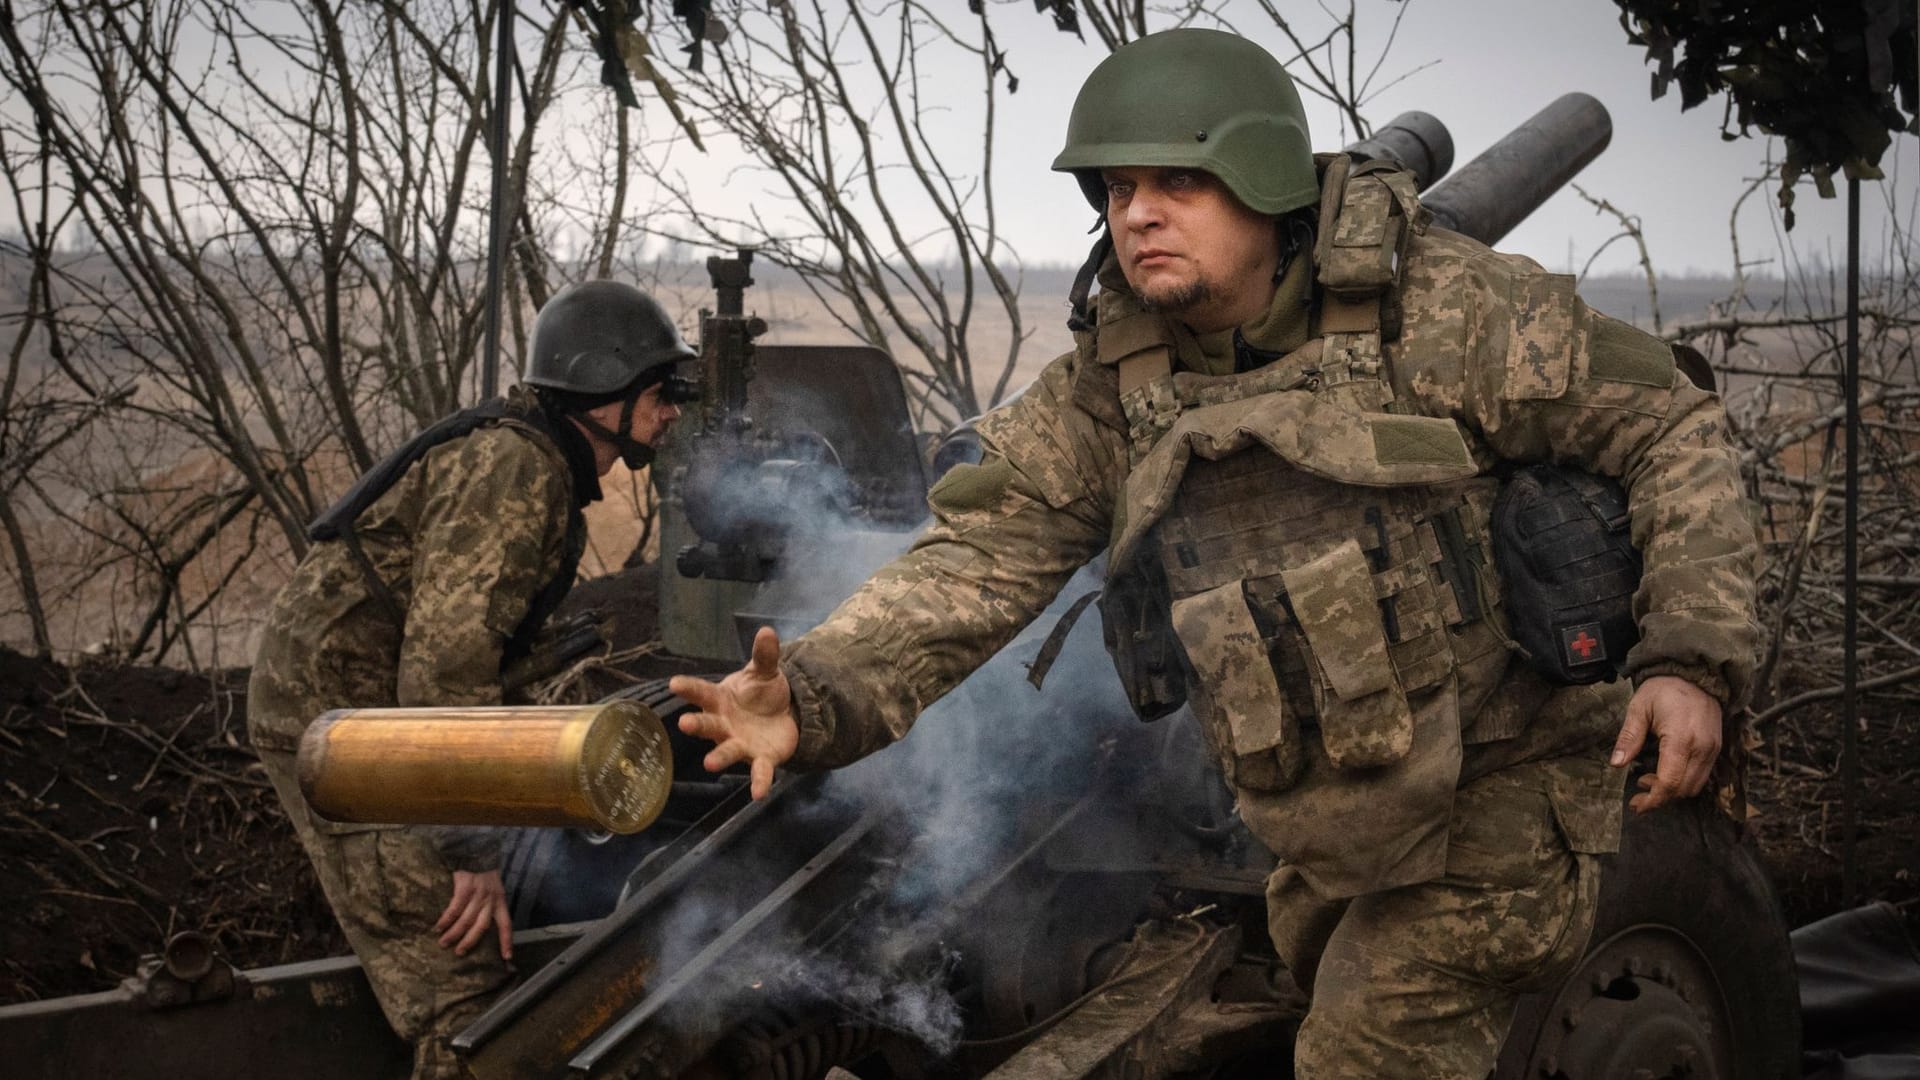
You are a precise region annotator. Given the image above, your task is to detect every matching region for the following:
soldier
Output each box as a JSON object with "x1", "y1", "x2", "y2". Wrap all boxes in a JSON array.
[
  {"x1": 248, "y1": 281, "x2": 694, "y2": 1080},
  {"x1": 671, "y1": 28, "x2": 1759, "y2": 1079}
]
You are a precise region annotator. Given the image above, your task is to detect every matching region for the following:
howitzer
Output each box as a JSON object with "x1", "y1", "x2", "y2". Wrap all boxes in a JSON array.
[
  {"x1": 673, "y1": 250, "x2": 784, "y2": 584},
  {"x1": 659, "y1": 248, "x2": 931, "y2": 660},
  {"x1": 0, "y1": 96, "x2": 1799, "y2": 1080}
]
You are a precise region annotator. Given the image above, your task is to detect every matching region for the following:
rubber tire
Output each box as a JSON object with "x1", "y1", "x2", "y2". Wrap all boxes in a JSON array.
[{"x1": 1495, "y1": 761, "x2": 1801, "y2": 1080}]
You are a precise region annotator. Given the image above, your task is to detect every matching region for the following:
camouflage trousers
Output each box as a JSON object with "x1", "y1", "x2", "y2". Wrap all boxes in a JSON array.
[
  {"x1": 1266, "y1": 758, "x2": 1605, "y2": 1079},
  {"x1": 259, "y1": 750, "x2": 513, "y2": 1080}
]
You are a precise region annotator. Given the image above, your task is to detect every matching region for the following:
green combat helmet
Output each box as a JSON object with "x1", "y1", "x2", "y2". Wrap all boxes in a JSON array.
[{"x1": 1051, "y1": 28, "x2": 1317, "y2": 217}]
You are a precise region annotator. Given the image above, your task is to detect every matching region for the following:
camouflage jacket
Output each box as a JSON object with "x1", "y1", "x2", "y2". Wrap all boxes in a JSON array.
[
  {"x1": 782, "y1": 209, "x2": 1760, "y2": 825},
  {"x1": 248, "y1": 389, "x2": 596, "y2": 869}
]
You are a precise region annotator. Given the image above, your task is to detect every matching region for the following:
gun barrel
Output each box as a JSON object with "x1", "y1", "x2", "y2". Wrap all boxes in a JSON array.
[
  {"x1": 1421, "y1": 92, "x2": 1612, "y2": 247},
  {"x1": 1344, "y1": 110, "x2": 1455, "y2": 191}
]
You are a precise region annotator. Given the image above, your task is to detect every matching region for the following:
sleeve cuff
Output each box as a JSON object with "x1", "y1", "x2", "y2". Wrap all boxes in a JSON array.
[
  {"x1": 1627, "y1": 661, "x2": 1732, "y2": 708},
  {"x1": 429, "y1": 826, "x2": 504, "y2": 873},
  {"x1": 782, "y1": 658, "x2": 836, "y2": 771}
]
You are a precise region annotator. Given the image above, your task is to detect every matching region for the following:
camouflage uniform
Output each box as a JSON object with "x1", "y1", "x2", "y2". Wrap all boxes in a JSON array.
[
  {"x1": 249, "y1": 387, "x2": 594, "y2": 1080},
  {"x1": 778, "y1": 168, "x2": 1760, "y2": 1076}
]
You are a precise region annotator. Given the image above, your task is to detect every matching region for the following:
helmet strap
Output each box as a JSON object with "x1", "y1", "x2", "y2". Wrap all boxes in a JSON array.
[
  {"x1": 1067, "y1": 230, "x2": 1113, "y2": 333},
  {"x1": 571, "y1": 389, "x2": 656, "y2": 471},
  {"x1": 1280, "y1": 213, "x2": 1315, "y2": 272}
]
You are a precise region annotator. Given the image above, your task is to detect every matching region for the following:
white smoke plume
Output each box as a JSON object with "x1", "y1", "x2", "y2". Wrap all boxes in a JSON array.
[{"x1": 555, "y1": 412, "x2": 1225, "y2": 1065}]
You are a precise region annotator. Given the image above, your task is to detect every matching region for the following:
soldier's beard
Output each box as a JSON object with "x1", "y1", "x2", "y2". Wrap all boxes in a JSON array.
[{"x1": 1136, "y1": 276, "x2": 1212, "y2": 316}]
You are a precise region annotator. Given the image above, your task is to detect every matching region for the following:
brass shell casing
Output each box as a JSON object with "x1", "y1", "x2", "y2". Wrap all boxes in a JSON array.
[{"x1": 296, "y1": 702, "x2": 672, "y2": 834}]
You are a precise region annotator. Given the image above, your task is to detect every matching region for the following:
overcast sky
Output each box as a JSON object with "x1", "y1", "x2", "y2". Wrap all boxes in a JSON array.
[
  {"x1": 7, "y1": 1, "x2": 1909, "y2": 285},
  {"x1": 953, "y1": 1, "x2": 1915, "y2": 279}
]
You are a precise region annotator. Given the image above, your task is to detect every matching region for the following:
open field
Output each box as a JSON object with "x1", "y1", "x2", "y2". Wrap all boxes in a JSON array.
[{"x1": 0, "y1": 265, "x2": 1796, "y2": 664}]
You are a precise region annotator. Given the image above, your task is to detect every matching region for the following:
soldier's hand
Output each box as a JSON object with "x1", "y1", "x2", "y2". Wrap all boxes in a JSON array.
[
  {"x1": 1610, "y1": 675, "x2": 1723, "y2": 814},
  {"x1": 436, "y1": 869, "x2": 513, "y2": 959},
  {"x1": 670, "y1": 626, "x2": 800, "y2": 800}
]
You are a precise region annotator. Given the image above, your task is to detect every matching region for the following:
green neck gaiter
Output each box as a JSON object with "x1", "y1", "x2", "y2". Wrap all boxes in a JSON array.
[{"x1": 1171, "y1": 252, "x2": 1314, "y2": 376}]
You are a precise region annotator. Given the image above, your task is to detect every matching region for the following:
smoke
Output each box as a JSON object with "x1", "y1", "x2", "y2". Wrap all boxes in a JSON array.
[
  {"x1": 826, "y1": 561, "x2": 1139, "y2": 903},
  {"x1": 784, "y1": 950, "x2": 965, "y2": 1056},
  {"x1": 748, "y1": 524, "x2": 918, "y2": 629},
  {"x1": 633, "y1": 552, "x2": 1157, "y2": 1057},
  {"x1": 587, "y1": 423, "x2": 1218, "y2": 1065}
]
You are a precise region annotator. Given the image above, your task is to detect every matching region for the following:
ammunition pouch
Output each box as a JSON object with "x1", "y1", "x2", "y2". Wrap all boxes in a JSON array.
[
  {"x1": 1491, "y1": 464, "x2": 1642, "y2": 685},
  {"x1": 1099, "y1": 554, "x2": 1188, "y2": 722}
]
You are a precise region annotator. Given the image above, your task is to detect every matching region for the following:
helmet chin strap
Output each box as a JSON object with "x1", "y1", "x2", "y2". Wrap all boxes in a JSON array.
[
  {"x1": 1281, "y1": 214, "x2": 1314, "y2": 270},
  {"x1": 1066, "y1": 228, "x2": 1114, "y2": 333},
  {"x1": 573, "y1": 391, "x2": 656, "y2": 471}
]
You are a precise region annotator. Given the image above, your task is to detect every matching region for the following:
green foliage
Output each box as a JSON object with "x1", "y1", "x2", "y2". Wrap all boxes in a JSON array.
[{"x1": 1613, "y1": 0, "x2": 1917, "y2": 226}]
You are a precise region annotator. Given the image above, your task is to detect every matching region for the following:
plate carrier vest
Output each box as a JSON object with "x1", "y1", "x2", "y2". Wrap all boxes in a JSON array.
[{"x1": 1093, "y1": 157, "x2": 1523, "y2": 896}]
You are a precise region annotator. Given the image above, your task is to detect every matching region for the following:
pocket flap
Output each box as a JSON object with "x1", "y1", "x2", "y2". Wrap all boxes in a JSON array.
[
  {"x1": 1281, "y1": 539, "x2": 1395, "y2": 701},
  {"x1": 1283, "y1": 539, "x2": 1414, "y2": 770},
  {"x1": 1503, "y1": 273, "x2": 1580, "y2": 401},
  {"x1": 1169, "y1": 581, "x2": 1290, "y2": 757}
]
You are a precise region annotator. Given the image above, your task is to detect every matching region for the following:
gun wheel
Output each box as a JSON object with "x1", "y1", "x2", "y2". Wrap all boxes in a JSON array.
[
  {"x1": 1517, "y1": 924, "x2": 1731, "y2": 1079},
  {"x1": 1495, "y1": 766, "x2": 1799, "y2": 1080}
]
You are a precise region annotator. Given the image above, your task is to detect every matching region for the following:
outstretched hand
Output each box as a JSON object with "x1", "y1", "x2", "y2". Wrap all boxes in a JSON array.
[
  {"x1": 669, "y1": 626, "x2": 800, "y2": 799},
  {"x1": 1610, "y1": 674, "x2": 1723, "y2": 814}
]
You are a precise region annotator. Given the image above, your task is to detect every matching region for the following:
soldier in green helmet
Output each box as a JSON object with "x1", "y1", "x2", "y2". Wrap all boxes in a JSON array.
[
  {"x1": 250, "y1": 280, "x2": 694, "y2": 1079},
  {"x1": 673, "y1": 28, "x2": 1758, "y2": 1078}
]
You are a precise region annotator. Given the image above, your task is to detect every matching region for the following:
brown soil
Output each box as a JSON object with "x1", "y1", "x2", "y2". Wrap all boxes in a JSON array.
[
  {"x1": 0, "y1": 647, "x2": 343, "y2": 1004},
  {"x1": 0, "y1": 561, "x2": 692, "y2": 1006},
  {"x1": 1, "y1": 585, "x2": 1915, "y2": 1005}
]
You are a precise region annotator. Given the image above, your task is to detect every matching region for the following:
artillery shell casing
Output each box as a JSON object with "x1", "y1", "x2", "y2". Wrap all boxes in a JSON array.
[{"x1": 296, "y1": 702, "x2": 672, "y2": 834}]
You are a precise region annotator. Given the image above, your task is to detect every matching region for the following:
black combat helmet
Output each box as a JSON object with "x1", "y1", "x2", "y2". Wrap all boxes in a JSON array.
[
  {"x1": 524, "y1": 280, "x2": 698, "y2": 470},
  {"x1": 524, "y1": 279, "x2": 696, "y2": 396}
]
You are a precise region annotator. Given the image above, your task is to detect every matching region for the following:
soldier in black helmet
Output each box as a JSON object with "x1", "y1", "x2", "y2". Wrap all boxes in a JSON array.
[{"x1": 248, "y1": 280, "x2": 695, "y2": 1080}]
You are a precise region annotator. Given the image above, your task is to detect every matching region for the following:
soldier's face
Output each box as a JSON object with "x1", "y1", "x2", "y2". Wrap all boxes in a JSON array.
[
  {"x1": 627, "y1": 383, "x2": 681, "y2": 446},
  {"x1": 1102, "y1": 166, "x2": 1281, "y2": 333}
]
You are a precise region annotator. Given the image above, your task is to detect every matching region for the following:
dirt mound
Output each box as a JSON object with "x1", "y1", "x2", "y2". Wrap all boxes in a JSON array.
[
  {"x1": 0, "y1": 563, "x2": 688, "y2": 1006},
  {"x1": 556, "y1": 561, "x2": 664, "y2": 656},
  {"x1": 0, "y1": 647, "x2": 340, "y2": 1004}
]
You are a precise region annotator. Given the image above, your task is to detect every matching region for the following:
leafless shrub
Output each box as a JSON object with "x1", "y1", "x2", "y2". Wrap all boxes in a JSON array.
[
  {"x1": 0, "y1": 0, "x2": 636, "y2": 662},
  {"x1": 1663, "y1": 169, "x2": 1920, "y2": 769}
]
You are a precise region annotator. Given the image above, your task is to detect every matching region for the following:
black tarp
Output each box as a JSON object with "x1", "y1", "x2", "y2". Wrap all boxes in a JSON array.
[{"x1": 1796, "y1": 903, "x2": 1920, "y2": 1079}]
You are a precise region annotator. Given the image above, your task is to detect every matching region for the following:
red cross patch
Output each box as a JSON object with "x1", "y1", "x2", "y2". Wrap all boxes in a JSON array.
[{"x1": 1562, "y1": 623, "x2": 1606, "y2": 666}]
